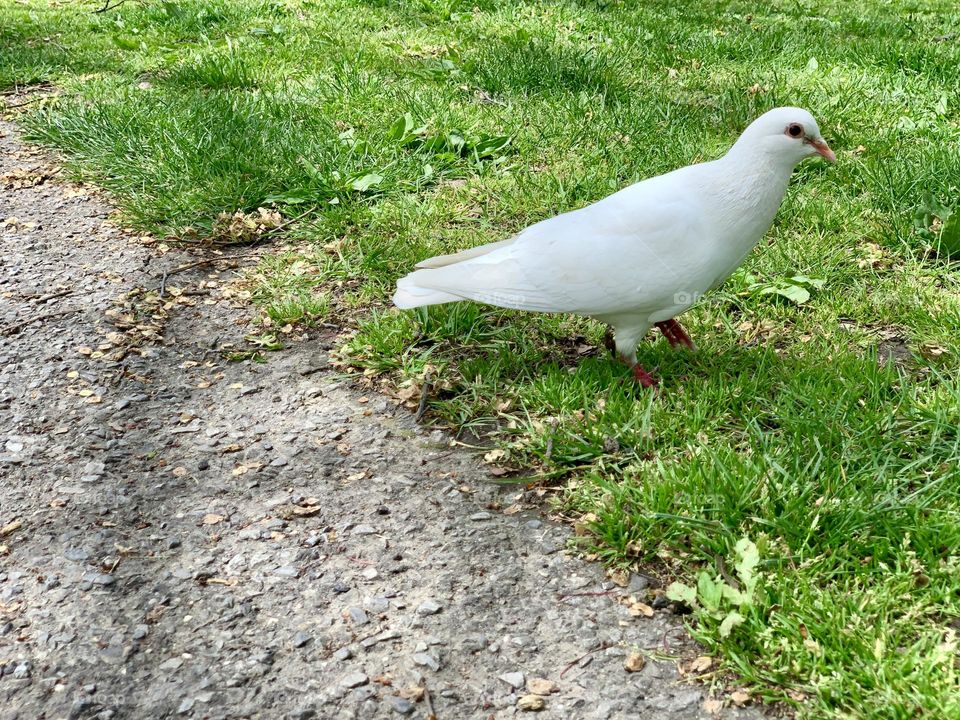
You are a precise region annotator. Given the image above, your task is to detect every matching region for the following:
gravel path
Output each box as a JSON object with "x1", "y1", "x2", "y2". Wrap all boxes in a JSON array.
[{"x1": 0, "y1": 118, "x2": 763, "y2": 720}]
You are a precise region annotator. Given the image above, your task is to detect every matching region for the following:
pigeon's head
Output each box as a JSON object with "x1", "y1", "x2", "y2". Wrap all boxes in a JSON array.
[{"x1": 734, "y1": 107, "x2": 836, "y2": 167}]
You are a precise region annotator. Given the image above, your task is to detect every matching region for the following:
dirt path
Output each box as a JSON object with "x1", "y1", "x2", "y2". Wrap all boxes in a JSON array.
[{"x1": 0, "y1": 119, "x2": 760, "y2": 720}]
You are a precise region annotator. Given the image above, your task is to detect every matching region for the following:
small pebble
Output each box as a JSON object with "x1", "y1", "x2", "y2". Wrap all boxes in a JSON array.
[
  {"x1": 416, "y1": 599, "x2": 442, "y2": 616},
  {"x1": 412, "y1": 652, "x2": 440, "y2": 672},
  {"x1": 499, "y1": 671, "x2": 525, "y2": 689},
  {"x1": 292, "y1": 631, "x2": 311, "y2": 648},
  {"x1": 386, "y1": 696, "x2": 414, "y2": 715},
  {"x1": 342, "y1": 672, "x2": 368, "y2": 688}
]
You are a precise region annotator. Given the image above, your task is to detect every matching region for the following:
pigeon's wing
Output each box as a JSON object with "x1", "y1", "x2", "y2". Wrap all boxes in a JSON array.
[{"x1": 395, "y1": 170, "x2": 713, "y2": 315}]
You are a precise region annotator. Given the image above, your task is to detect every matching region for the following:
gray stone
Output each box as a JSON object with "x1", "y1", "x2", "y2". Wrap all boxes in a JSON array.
[
  {"x1": 412, "y1": 652, "x2": 440, "y2": 672},
  {"x1": 348, "y1": 607, "x2": 368, "y2": 625},
  {"x1": 363, "y1": 596, "x2": 389, "y2": 613},
  {"x1": 81, "y1": 572, "x2": 115, "y2": 586},
  {"x1": 416, "y1": 599, "x2": 442, "y2": 616},
  {"x1": 499, "y1": 671, "x2": 525, "y2": 689},
  {"x1": 386, "y1": 696, "x2": 414, "y2": 715},
  {"x1": 342, "y1": 672, "x2": 368, "y2": 689}
]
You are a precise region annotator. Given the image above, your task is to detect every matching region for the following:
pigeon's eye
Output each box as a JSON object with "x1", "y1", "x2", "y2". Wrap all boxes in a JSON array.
[{"x1": 787, "y1": 123, "x2": 804, "y2": 138}]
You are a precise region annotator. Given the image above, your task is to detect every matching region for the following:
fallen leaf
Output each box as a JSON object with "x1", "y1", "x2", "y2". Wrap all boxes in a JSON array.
[
  {"x1": 607, "y1": 568, "x2": 630, "y2": 587},
  {"x1": 628, "y1": 602, "x2": 655, "y2": 618},
  {"x1": 730, "y1": 690, "x2": 750, "y2": 707},
  {"x1": 526, "y1": 678, "x2": 557, "y2": 695},
  {"x1": 517, "y1": 694, "x2": 545, "y2": 711},
  {"x1": 483, "y1": 448, "x2": 507, "y2": 464},
  {"x1": 274, "y1": 504, "x2": 321, "y2": 520},
  {"x1": 573, "y1": 512, "x2": 598, "y2": 536},
  {"x1": 398, "y1": 685, "x2": 425, "y2": 701},
  {"x1": 0, "y1": 519, "x2": 22, "y2": 537},
  {"x1": 204, "y1": 577, "x2": 238, "y2": 586},
  {"x1": 202, "y1": 513, "x2": 224, "y2": 525},
  {"x1": 690, "y1": 655, "x2": 713, "y2": 673},
  {"x1": 624, "y1": 652, "x2": 646, "y2": 672},
  {"x1": 703, "y1": 698, "x2": 724, "y2": 714}
]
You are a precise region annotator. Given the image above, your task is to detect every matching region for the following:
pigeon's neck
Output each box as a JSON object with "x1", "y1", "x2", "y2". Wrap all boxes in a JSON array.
[
  {"x1": 700, "y1": 150, "x2": 795, "y2": 248},
  {"x1": 715, "y1": 148, "x2": 794, "y2": 210}
]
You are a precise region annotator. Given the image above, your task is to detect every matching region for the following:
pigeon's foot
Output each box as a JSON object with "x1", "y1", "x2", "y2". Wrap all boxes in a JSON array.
[
  {"x1": 656, "y1": 319, "x2": 696, "y2": 351},
  {"x1": 632, "y1": 364, "x2": 658, "y2": 388}
]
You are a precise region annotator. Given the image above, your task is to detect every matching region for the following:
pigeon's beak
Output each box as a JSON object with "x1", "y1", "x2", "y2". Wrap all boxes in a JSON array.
[{"x1": 807, "y1": 137, "x2": 836, "y2": 163}]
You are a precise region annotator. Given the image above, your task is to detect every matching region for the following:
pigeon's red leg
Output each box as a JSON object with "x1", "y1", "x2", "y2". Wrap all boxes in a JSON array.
[
  {"x1": 655, "y1": 319, "x2": 696, "y2": 351},
  {"x1": 632, "y1": 364, "x2": 658, "y2": 388}
]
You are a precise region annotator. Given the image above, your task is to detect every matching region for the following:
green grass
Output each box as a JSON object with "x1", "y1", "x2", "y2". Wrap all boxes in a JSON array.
[{"x1": 4, "y1": 0, "x2": 960, "y2": 716}]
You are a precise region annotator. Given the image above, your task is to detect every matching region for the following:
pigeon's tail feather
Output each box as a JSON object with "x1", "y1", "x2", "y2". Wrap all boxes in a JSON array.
[
  {"x1": 415, "y1": 237, "x2": 516, "y2": 269},
  {"x1": 393, "y1": 273, "x2": 461, "y2": 309}
]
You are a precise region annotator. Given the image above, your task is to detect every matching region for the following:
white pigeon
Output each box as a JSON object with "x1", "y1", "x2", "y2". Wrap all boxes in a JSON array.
[{"x1": 393, "y1": 107, "x2": 835, "y2": 387}]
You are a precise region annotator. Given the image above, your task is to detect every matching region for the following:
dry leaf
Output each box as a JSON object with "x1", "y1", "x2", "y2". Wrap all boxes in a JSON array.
[
  {"x1": 204, "y1": 577, "x2": 238, "y2": 586},
  {"x1": 628, "y1": 602, "x2": 655, "y2": 618},
  {"x1": 608, "y1": 568, "x2": 630, "y2": 587},
  {"x1": 517, "y1": 694, "x2": 545, "y2": 711},
  {"x1": 398, "y1": 686, "x2": 425, "y2": 701},
  {"x1": 703, "y1": 698, "x2": 724, "y2": 714},
  {"x1": 730, "y1": 690, "x2": 750, "y2": 707},
  {"x1": 202, "y1": 513, "x2": 224, "y2": 525},
  {"x1": 690, "y1": 655, "x2": 713, "y2": 673},
  {"x1": 483, "y1": 448, "x2": 507, "y2": 464},
  {"x1": 624, "y1": 652, "x2": 646, "y2": 672},
  {"x1": 274, "y1": 504, "x2": 321, "y2": 520},
  {"x1": 526, "y1": 678, "x2": 557, "y2": 695},
  {"x1": 0, "y1": 519, "x2": 22, "y2": 537}
]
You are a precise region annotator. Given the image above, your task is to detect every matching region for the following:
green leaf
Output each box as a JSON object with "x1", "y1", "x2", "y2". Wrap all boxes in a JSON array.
[
  {"x1": 264, "y1": 189, "x2": 312, "y2": 205},
  {"x1": 472, "y1": 135, "x2": 511, "y2": 159},
  {"x1": 789, "y1": 275, "x2": 825, "y2": 289},
  {"x1": 387, "y1": 113, "x2": 414, "y2": 142},
  {"x1": 697, "y1": 571, "x2": 723, "y2": 612},
  {"x1": 719, "y1": 611, "x2": 745, "y2": 638},
  {"x1": 721, "y1": 583, "x2": 748, "y2": 606},
  {"x1": 734, "y1": 538, "x2": 760, "y2": 588},
  {"x1": 758, "y1": 283, "x2": 810, "y2": 305},
  {"x1": 666, "y1": 581, "x2": 698, "y2": 608},
  {"x1": 937, "y1": 213, "x2": 960, "y2": 259},
  {"x1": 350, "y1": 173, "x2": 383, "y2": 192}
]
